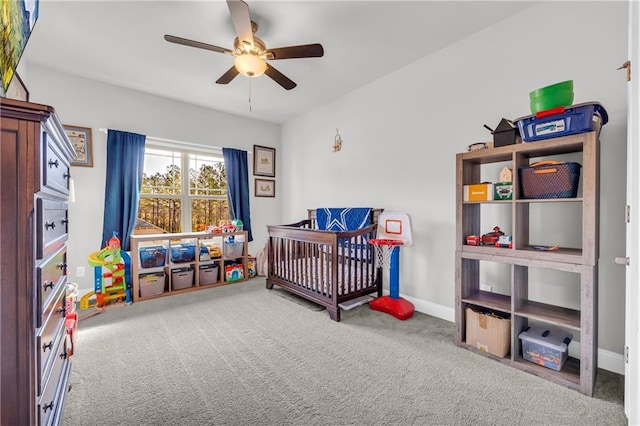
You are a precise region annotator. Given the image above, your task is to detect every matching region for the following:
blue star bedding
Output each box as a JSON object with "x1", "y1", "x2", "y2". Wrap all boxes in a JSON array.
[{"x1": 316, "y1": 208, "x2": 372, "y2": 231}]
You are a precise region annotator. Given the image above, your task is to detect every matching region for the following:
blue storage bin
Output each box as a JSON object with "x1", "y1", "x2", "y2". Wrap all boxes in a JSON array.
[
  {"x1": 139, "y1": 245, "x2": 167, "y2": 268},
  {"x1": 514, "y1": 102, "x2": 608, "y2": 142},
  {"x1": 170, "y1": 243, "x2": 196, "y2": 263}
]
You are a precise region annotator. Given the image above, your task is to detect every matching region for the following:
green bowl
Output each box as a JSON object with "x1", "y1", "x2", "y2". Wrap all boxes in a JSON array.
[{"x1": 529, "y1": 80, "x2": 574, "y2": 113}]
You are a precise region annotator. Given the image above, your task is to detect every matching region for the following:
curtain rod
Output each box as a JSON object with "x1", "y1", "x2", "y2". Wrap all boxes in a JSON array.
[{"x1": 98, "y1": 128, "x2": 249, "y2": 154}]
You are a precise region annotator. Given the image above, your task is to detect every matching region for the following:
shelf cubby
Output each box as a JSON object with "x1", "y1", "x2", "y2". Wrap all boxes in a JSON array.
[{"x1": 455, "y1": 131, "x2": 599, "y2": 396}]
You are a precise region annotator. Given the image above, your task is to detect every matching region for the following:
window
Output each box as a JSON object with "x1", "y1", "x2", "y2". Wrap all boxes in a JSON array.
[{"x1": 138, "y1": 146, "x2": 228, "y2": 233}]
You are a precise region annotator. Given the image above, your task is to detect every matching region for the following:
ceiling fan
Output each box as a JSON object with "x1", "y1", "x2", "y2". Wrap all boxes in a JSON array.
[{"x1": 164, "y1": 0, "x2": 324, "y2": 90}]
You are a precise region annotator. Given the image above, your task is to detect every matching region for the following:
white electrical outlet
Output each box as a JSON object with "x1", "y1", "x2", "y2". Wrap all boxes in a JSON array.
[
  {"x1": 479, "y1": 284, "x2": 492, "y2": 292},
  {"x1": 76, "y1": 266, "x2": 85, "y2": 277}
]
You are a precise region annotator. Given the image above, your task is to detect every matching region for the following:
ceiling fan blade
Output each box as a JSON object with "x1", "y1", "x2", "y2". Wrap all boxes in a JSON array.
[
  {"x1": 264, "y1": 64, "x2": 297, "y2": 90},
  {"x1": 227, "y1": 0, "x2": 254, "y2": 51},
  {"x1": 216, "y1": 67, "x2": 240, "y2": 85},
  {"x1": 266, "y1": 44, "x2": 324, "y2": 60},
  {"x1": 164, "y1": 34, "x2": 231, "y2": 54}
]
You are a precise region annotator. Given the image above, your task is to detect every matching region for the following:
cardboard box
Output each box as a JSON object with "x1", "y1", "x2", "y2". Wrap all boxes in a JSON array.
[
  {"x1": 494, "y1": 182, "x2": 513, "y2": 201},
  {"x1": 465, "y1": 307, "x2": 510, "y2": 357},
  {"x1": 463, "y1": 184, "x2": 494, "y2": 202}
]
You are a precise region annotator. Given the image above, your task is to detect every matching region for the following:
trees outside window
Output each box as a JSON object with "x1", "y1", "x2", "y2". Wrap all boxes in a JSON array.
[{"x1": 139, "y1": 147, "x2": 228, "y2": 233}]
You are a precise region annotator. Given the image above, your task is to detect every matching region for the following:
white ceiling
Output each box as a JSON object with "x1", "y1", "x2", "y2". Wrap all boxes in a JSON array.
[{"x1": 23, "y1": 1, "x2": 536, "y2": 124}]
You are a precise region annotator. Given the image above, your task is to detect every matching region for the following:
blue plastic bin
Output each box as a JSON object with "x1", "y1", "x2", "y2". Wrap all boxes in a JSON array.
[
  {"x1": 139, "y1": 246, "x2": 167, "y2": 268},
  {"x1": 170, "y1": 243, "x2": 196, "y2": 263},
  {"x1": 514, "y1": 102, "x2": 608, "y2": 142}
]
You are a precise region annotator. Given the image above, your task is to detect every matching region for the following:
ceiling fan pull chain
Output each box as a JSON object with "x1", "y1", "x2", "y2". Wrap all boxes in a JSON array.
[{"x1": 248, "y1": 78, "x2": 252, "y2": 112}]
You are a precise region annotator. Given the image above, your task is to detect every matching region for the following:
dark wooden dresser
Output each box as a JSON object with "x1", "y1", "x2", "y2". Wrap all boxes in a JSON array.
[{"x1": 1, "y1": 98, "x2": 76, "y2": 425}]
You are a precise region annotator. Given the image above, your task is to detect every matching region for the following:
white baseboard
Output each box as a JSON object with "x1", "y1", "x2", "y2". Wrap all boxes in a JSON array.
[{"x1": 392, "y1": 291, "x2": 625, "y2": 375}]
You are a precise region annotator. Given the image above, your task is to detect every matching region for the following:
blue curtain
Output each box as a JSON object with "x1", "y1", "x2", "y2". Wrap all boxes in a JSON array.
[
  {"x1": 222, "y1": 148, "x2": 253, "y2": 241},
  {"x1": 101, "y1": 130, "x2": 146, "y2": 251}
]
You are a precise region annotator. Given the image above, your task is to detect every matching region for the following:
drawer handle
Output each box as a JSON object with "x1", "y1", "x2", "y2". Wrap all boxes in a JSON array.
[
  {"x1": 48, "y1": 159, "x2": 59, "y2": 168},
  {"x1": 57, "y1": 306, "x2": 66, "y2": 315},
  {"x1": 63, "y1": 171, "x2": 71, "y2": 179},
  {"x1": 61, "y1": 219, "x2": 69, "y2": 226},
  {"x1": 57, "y1": 263, "x2": 67, "y2": 270},
  {"x1": 43, "y1": 401, "x2": 54, "y2": 413},
  {"x1": 42, "y1": 341, "x2": 53, "y2": 352},
  {"x1": 44, "y1": 221, "x2": 56, "y2": 230},
  {"x1": 59, "y1": 351, "x2": 67, "y2": 360},
  {"x1": 43, "y1": 281, "x2": 55, "y2": 291}
]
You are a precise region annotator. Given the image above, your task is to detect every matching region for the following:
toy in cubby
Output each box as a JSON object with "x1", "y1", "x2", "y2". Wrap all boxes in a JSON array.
[
  {"x1": 83, "y1": 232, "x2": 132, "y2": 309},
  {"x1": 224, "y1": 261, "x2": 244, "y2": 282}
]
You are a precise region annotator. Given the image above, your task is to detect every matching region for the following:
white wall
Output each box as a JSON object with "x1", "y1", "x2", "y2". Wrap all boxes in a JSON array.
[
  {"x1": 281, "y1": 2, "x2": 628, "y2": 357},
  {"x1": 24, "y1": 66, "x2": 281, "y2": 292}
]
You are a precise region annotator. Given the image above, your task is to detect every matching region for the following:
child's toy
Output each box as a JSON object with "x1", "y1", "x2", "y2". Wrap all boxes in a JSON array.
[
  {"x1": 225, "y1": 264, "x2": 244, "y2": 281},
  {"x1": 247, "y1": 256, "x2": 256, "y2": 278},
  {"x1": 83, "y1": 232, "x2": 132, "y2": 309},
  {"x1": 495, "y1": 235, "x2": 513, "y2": 249},
  {"x1": 369, "y1": 212, "x2": 414, "y2": 320}
]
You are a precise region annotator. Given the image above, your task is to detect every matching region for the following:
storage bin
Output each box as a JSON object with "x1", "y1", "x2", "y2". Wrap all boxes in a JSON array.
[
  {"x1": 170, "y1": 243, "x2": 196, "y2": 263},
  {"x1": 139, "y1": 245, "x2": 167, "y2": 268},
  {"x1": 171, "y1": 267, "x2": 194, "y2": 290},
  {"x1": 224, "y1": 241, "x2": 244, "y2": 258},
  {"x1": 139, "y1": 272, "x2": 166, "y2": 297},
  {"x1": 519, "y1": 324, "x2": 573, "y2": 371},
  {"x1": 519, "y1": 161, "x2": 581, "y2": 199},
  {"x1": 199, "y1": 264, "x2": 219, "y2": 285},
  {"x1": 514, "y1": 101, "x2": 608, "y2": 142},
  {"x1": 465, "y1": 307, "x2": 510, "y2": 357}
]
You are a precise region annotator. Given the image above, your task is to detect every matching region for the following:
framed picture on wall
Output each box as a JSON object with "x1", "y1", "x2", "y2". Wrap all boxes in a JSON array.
[
  {"x1": 64, "y1": 125, "x2": 94, "y2": 167},
  {"x1": 5, "y1": 72, "x2": 29, "y2": 101},
  {"x1": 253, "y1": 145, "x2": 276, "y2": 177},
  {"x1": 255, "y1": 178, "x2": 275, "y2": 197}
]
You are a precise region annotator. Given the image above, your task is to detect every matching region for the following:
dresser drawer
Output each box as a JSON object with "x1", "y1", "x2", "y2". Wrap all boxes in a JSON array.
[
  {"x1": 36, "y1": 198, "x2": 68, "y2": 260},
  {"x1": 36, "y1": 246, "x2": 67, "y2": 328},
  {"x1": 41, "y1": 129, "x2": 71, "y2": 197},
  {"x1": 37, "y1": 334, "x2": 69, "y2": 425},
  {"x1": 37, "y1": 285, "x2": 66, "y2": 393}
]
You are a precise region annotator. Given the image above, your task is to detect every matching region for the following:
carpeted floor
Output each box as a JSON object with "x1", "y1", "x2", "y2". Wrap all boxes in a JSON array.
[{"x1": 61, "y1": 278, "x2": 626, "y2": 425}]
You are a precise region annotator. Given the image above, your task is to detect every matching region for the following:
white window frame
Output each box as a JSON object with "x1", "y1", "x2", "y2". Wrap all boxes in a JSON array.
[{"x1": 140, "y1": 141, "x2": 227, "y2": 233}]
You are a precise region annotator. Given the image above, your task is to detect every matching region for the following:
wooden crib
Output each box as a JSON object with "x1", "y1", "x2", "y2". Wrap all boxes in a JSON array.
[{"x1": 266, "y1": 209, "x2": 382, "y2": 322}]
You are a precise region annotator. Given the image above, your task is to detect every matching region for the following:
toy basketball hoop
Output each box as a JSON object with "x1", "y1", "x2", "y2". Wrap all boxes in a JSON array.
[
  {"x1": 369, "y1": 219, "x2": 414, "y2": 321},
  {"x1": 370, "y1": 239, "x2": 404, "y2": 270}
]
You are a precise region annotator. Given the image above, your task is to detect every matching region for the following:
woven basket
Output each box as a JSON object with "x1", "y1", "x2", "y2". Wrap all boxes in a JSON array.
[{"x1": 519, "y1": 161, "x2": 581, "y2": 199}]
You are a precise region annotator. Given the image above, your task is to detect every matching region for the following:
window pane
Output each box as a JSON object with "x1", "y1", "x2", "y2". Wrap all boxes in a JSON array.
[
  {"x1": 138, "y1": 197, "x2": 182, "y2": 233},
  {"x1": 191, "y1": 199, "x2": 229, "y2": 232},
  {"x1": 189, "y1": 154, "x2": 226, "y2": 196},
  {"x1": 142, "y1": 148, "x2": 182, "y2": 195}
]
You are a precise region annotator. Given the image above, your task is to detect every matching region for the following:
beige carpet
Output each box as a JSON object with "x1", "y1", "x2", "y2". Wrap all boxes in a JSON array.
[{"x1": 61, "y1": 278, "x2": 626, "y2": 425}]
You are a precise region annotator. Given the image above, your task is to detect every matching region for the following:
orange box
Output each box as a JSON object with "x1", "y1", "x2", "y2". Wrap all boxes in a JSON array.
[{"x1": 463, "y1": 183, "x2": 494, "y2": 202}]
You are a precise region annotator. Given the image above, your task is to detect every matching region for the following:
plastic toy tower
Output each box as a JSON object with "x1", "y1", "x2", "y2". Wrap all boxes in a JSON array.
[
  {"x1": 87, "y1": 232, "x2": 132, "y2": 308},
  {"x1": 369, "y1": 212, "x2": 415, "y2": 320}
]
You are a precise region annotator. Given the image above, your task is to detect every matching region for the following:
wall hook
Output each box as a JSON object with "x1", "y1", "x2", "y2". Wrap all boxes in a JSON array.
[{"x1": 333, "y1": 129, "x2": 342, "y2": 152}]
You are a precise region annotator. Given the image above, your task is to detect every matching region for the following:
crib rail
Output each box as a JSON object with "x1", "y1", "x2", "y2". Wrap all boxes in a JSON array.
[{"x1": 266, "y1": 223, "x2": 380, "y2": 321}]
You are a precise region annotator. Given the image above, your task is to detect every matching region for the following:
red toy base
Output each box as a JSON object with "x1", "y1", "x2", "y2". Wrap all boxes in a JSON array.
[{"x1": 370, "y1": 296, "x2": 415, "y2": 320}]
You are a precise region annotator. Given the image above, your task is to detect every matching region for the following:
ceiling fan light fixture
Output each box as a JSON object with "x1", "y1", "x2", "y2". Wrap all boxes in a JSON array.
[{"x1": 234, "y1": 53, "x2": 267, "y2": 78}]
